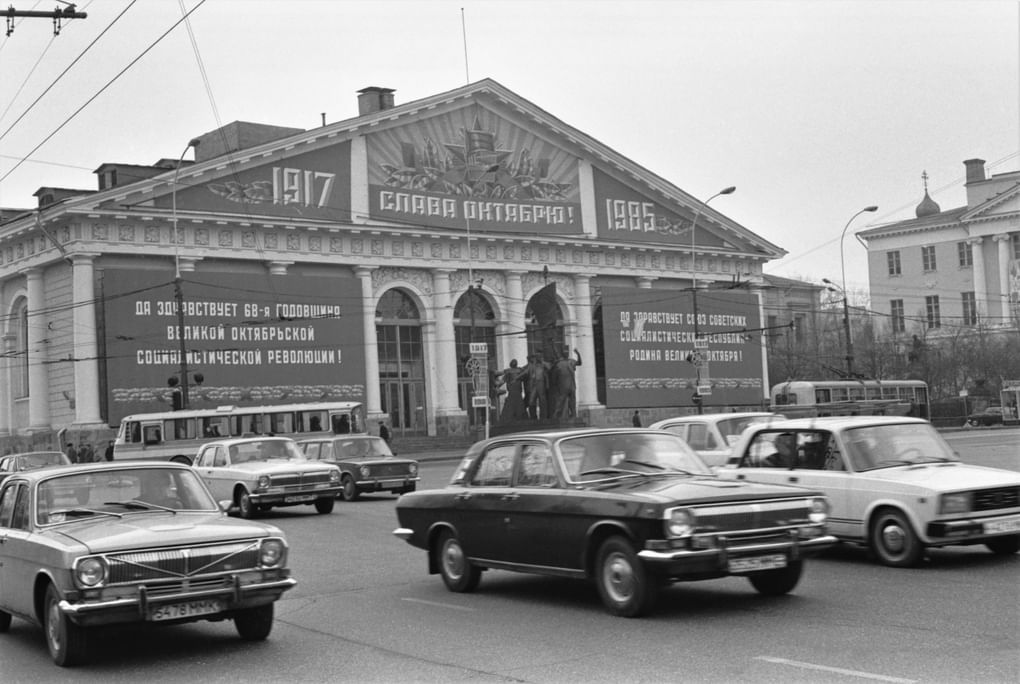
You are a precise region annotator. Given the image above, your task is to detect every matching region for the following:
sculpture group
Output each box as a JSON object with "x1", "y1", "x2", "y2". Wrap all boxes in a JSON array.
[{"x1": 495, "y1": 348, "x2": 582, "y2": 423}]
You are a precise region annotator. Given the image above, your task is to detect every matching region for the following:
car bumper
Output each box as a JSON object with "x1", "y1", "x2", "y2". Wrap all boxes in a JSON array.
[
  {"x1": 637, "y1": 532, "x2": 837, "y2": 579},
  {"x1": 355, "y1": 476, "x2": 419, "y2": 493},
  {"x1": 59, "y1": 573, "x2": 297, "y2": 627},
  {"x1": 250, "y1": 486, "x2": 341, "y2": 505},
  {"x1": 926, "y1": 512, "x2": 1020, "y2": 543}
]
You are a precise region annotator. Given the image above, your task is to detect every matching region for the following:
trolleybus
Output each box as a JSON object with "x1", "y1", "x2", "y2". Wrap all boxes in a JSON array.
[{"x1": 770, "y1": 379, "x2": 929, "y2": 420}]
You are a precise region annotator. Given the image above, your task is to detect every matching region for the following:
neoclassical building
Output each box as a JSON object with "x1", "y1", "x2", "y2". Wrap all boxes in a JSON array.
[
  {"x1": 859, "y1": 159, "x2": 1020, "y2": 336},
  {"x1": 0, "y1": 79, "x2": 783, "y2": 450}
]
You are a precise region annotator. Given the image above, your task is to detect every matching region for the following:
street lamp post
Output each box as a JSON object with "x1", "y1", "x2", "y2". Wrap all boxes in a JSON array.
[
  {"x1": 171, "y1": 139, "x2": 200, "y2": 409},
  {"x1": 690, "y1": 185, "x2": 735, "y2": 413},
  {"x1": 824, "y1": 205, "x2": 878, "y2": 378}
]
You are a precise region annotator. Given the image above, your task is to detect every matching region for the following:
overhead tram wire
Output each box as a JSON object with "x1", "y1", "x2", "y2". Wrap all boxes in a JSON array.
[{"x1": 0, "y1": 0, "x2": 206, "y2": 185}]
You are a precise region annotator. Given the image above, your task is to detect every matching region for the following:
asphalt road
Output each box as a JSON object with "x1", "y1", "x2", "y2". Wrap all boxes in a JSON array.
[{"x1": 1, "y1": 429, "x2": 1018, "y2": 682}]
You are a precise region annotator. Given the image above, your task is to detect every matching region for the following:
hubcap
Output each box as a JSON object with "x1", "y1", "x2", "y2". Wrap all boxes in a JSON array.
[
  {"x1": 604, "y1": 552, "x2": 635, "y2": 602},
  {"x1": 882, "y1": 523, "x2": 906, "y2": 554},
  {"x1": 443, "y1": 541, "x2": 464, "y2": 579}
]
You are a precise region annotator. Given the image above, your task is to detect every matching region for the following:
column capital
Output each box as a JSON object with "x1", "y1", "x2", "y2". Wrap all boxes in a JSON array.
[
  {"x1": 266, "y1": 260, "x2": 293, "y2": 275},
  {"x1": 635, "y1": 276, "x2": 657, "y2": 288},
  {"x1": 354, "y1": 265, "x2": 376, "y2": 278},
  {"x1": 70, "y1": 252, "x2": 100, "y2": 265},
  {"x1": 992, "y1": 234, "x2": 1012, "y2": 243},
  {"x1": 967, "y1": 236, "x2": 984, "y2": 246}
]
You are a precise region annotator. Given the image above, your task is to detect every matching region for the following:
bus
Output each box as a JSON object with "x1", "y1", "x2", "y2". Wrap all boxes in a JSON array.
[
  {"x1": 770, "y1": 380, "x2": 930, "y2": 420},
  {"x1": 114, "y1": 401, "x2": 366, "y2": 464}
]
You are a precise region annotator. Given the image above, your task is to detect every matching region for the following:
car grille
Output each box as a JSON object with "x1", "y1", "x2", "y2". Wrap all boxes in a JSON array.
[
  {"x1": 270, "y1": 470, "x2": 335, "y2": 488},
  {"x1": 369, "y1": 463, "x2": 411, "y2": 477},
  {"x1": 105, "y1": 541, "x2": 262, "y2": 584},
  {"x1": 689, "y1": 498, "x2": 812, "y2": 532},
  {"x1": 972, "y1": 486, "x2": 1020, "y2": 512}
]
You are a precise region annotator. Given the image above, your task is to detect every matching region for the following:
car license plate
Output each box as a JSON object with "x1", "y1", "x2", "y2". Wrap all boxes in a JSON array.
[
  {"x1": 285, "y1": 494, "x2": 315, "y2": 503},
  {"x1": 728, "y1": 554, "x2": 787, "y2": 573},
  {"x1": 984, "y1": 516, "x2": 1020, "y2": 535},
  {"x1": 150, "y1": 599, "x2": 223, "y2": 622},
  {"x1": 381, "y1": 480, "x2": 403, "y2": 487}
]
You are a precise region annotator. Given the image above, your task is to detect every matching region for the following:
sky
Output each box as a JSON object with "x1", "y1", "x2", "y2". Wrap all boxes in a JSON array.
[{"x1": 0, "y1": 0, "x2": 1017, "y2": 293}]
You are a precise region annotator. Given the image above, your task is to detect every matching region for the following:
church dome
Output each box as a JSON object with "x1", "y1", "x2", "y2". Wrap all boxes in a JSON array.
[{"x1": 915, "y1": 190, "x2": 940, "y2": 218}]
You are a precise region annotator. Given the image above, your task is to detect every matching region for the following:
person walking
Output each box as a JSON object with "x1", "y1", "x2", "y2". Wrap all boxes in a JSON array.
[
  {"x1": 379, "y1": 421, "x2": 391, "y2": 445},
  {"x1": 104, "y1": 440, "x2": 115, "y2": 461},
  {"x1": 632, "y1": 410, "x2": 642, "y2": 427}
]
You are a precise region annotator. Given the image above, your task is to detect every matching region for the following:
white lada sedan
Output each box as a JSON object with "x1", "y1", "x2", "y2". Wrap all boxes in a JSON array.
[
  {"x1": 193, "y1": 436, "x2": 341, "y2": 518},
  {"x1": 717, "y1": 416, "x2": 1020, "y2": 566}
]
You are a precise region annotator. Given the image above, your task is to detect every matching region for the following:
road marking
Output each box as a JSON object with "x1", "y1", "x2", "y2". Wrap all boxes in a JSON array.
[
  {"x1": 756, "y1": 656, "x2": 917, "y2": 683},
  {"x1": 401, "y1": 597, "x2": 474, "y2": 611}
]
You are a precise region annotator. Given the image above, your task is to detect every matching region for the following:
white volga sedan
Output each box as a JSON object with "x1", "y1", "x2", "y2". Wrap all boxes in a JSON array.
[
  {"x1": 718, "y1": 416, "x2": 1020, "y2": 566},
  {"x1": 193, "y1": 437, "x2": 341, "y2": 518}
]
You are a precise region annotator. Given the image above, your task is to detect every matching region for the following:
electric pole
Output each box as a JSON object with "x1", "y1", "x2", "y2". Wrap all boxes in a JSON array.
[{"x1": 4, "y1": 4, "x2": 86, "y2": 36}]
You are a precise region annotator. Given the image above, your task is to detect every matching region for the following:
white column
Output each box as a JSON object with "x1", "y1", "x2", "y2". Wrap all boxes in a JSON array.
[
  {"x1": 505, "y1": 270, "x2": 529, "y2": 365},
  {"x1": 995, "y1": 234, "x2": 1012, "y2": 322},
  {"x1": 635, "y1": 276, "x2": 657, "y2": 289},
  {"x1": 573, "y1": 274, "x2": 601, "y2": 410},
  {"x1": 0, "y1": 332, "x2": 12, "y2": 436},
  {"x1": 431, "y1": 269, "x2": 462, "y2": 415},
  {"x1": 355, "y1": 267, "x2": 381, "y2": 415},
  {"x1": 71, "y1": 254, "x2": 103, "y2": 424},
  {"x1": 970, "y1": 238, "x2": 987, "y2": 319},
  {"x1": 26, "y1": 267, "x2": 50, "y2": 430}
]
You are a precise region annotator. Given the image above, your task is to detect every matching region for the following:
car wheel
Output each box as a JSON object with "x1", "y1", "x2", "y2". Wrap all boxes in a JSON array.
[
  {"x1": 45, "y1": 584, "x2": 88, "y2": 667},
  {"x1": 747, "y1": 559, "x2": 803, "y2": 595},
  {"x1": 0, "y1": 608, "x2": 12, "y2": 632},
  {"x1": 595, "y1": 536, "x2": 657, "y2": 617},
  {"x1": 233, "y1": 603, "x2": 274, "y2": 641},
  {"x1": 237, "y1": 489, "x2": 255, "y2": 519},
  {"x1": 985, "y1": 534, "x2": 1020, "y2": 555},
  {"x1": 341, "y1": 475, "x2": 359, "y2": 502},
  {"x1": 870, "y1": 509, "x2": 923, "y2": 567},
  {"x1": 436, "y1": 530, "x2": 481, "y2": 593},
  {"x1": 314, "y1": 497, "x2": 335, "y2": 514}
]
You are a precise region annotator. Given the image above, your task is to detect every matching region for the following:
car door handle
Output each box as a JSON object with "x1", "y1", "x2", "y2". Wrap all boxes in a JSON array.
[
  {"x1": 454, "y1": 492, "x2": 472, "y2": 501},
  {"x1": 787, "y1": 476, "x2": 799, "y2": 483},
  {"x1": 501, "y1": 493, "x2": 520, "y2": 501},
  {"x1": 736, "y1": 474, "x2": 746, "y2": 480}
]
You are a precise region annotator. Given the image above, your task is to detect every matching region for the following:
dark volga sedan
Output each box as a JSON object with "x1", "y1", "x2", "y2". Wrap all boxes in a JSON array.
[
  {"x1": 0, "y1": 462, "x2": 296, "y2": 666},
  {"x1": 394, "y1": 428, "x2": 836, "y2": 617}
]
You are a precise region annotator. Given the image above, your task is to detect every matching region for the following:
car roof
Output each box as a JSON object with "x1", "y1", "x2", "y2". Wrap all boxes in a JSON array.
[
  {"x1": 650, "y1": 412, "x2": 776, "y2": 425},
  {"x1": 10, "y1": 461, "x2": 190, "y2": 483},
  {"x1": 201, "y1": 436, "x2": 298, "y2": 447},
  {"x1": 741, "y1": 416, "x2": 930, "y2": 431},
  {"x1": 295, "y1": 434, "x2": 379, "y2": 442},
  {"x1": 478, "y1": 427, "x2": 683, "y2": 445}
]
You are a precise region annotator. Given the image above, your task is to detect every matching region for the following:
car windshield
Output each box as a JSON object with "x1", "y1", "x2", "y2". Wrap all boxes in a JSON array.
[
  {"x1": 558, "y1": 432, "x2": 712, "y2": 482},
  {"x1": 230, "y1": 439, "x2": 303, "y2": 463},
  {"x1": 716, "y1": 416, "x2": 774, "y2": 445},
  {"x1": 843, "y1": 423, "x2": 960, "y2": 472},
  {"x1": 338, "y1": 438, "x2": 393, "y2": 458},
  {"x1": 37, "y1": 467, "x2": 219, "y2": 525}
]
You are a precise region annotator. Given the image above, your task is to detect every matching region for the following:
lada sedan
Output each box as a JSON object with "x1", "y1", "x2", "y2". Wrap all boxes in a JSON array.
[
  {"x1": 717, "y1": 416, "x2": 1020, "y2": 566},
  {"x1": 393, "y1": 428, "x2": 835, "y2": 617},
  {"x1": 649, "y1": 412, "x2": 779, "y2": 468},
  {"x1": 295, "y1": 434, "x2": 419, "y2": 500},
  {"x1": 0, "y1": 462, "x2": 295, "y2": 666},
  {"x1": 193, "y1": 436, "x2": 341, "y2": 518},
  {"x1": 0, "y1": 450, "x2": 71, "y2": 485}
]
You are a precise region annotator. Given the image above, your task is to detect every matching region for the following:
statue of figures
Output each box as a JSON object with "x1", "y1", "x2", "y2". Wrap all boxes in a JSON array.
[
  {"x1": 551, "y1": 348, "x2": 582, "y2": 419},
  {"x1": 498, "y1": 359, "x2": 527, "y2": 422},
  {"x1": 523, "y1": 354, "x2": 550, "y2": 419}
]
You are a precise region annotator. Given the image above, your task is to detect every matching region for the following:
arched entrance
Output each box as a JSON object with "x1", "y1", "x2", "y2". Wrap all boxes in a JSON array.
[
  {"x1": 454, "y1": 288, "x2": 496, "y2": 428},
  {"x1": 376, "y1": 289, "x2": 427, "y2": 436}
]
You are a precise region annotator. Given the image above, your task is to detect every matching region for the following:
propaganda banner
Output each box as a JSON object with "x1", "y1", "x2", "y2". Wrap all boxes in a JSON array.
[
  {"x1": 100, "y1": 269, "x2": 365, "y2": 423},
  {"x1": 600, "y1": 286, "x2": 764, "y2": 407}
]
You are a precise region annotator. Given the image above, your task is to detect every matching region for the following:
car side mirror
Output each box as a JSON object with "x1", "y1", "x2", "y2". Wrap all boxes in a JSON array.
[{"x1": 218, "y1": 500, "x2": 232, "y2": 513}]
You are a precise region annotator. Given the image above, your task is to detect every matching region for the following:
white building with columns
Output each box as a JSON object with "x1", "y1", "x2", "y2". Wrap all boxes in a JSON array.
[
  {"x1": 0, "y1": 79, "x2": 782, "y2": 451},
  {"x1": 859, "y1": 159, "x2": 1020, "y2": 338}
]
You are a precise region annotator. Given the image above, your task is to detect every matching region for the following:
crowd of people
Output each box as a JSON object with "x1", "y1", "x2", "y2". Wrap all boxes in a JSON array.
[{"x1": 63, "y1": 440, "x2": 115, "y2": 463}]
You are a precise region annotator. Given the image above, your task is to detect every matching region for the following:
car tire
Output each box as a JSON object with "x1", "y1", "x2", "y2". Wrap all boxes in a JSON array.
[
  {"x1": 314, "y1": 497, "x2": 335, "y2": 514},
  {"x1": 985, "y1": 534, "x2": 1020, "y2": 555},
  {"x1": 436, "y1": 530, "x2": 481, "y2": 593},
  {"x1": 341, "y1": 475, "x2": 359, "y2": 502},
  {"x1": 595, "y1": 536, "x2": 657, "y2": 618},
  {"x1": 0, "y1": 608, "x2": 12, "y2": 632},
  {"x1": 870, "y1": 509, "x2": 923, "y2": 567},
  {"x1": 237, "y1": 489, "x2": 255, "y2": 519},
  {"x1": 748, "y1": 559, "x2": 803, "y2": 595},
  {"x1": 233, "y1": 603, "x2": 274, "y2": 641},
  {"x1": 45, "y1": 584, "x2": 88, "y2": 667}
]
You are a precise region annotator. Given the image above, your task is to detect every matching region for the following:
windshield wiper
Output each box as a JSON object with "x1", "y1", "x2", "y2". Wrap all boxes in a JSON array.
[
  {"x1": 615, "y1": 459, "x2": 666, "y2": 471},
  {"x1": 104, "y1": 499, "x2": 177, "y2": 513},
  {"x1": 50, "y1": 507, "x2": 123, "y2": 519}
]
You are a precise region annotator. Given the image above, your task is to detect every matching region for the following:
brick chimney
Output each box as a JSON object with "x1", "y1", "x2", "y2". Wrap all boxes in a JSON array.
[
  {"x1": 963, "y1": 158, "x2": 986, "y2": 184},
  {"x1": 357, "y1": 87, "x2": 395, "y2": 116}
]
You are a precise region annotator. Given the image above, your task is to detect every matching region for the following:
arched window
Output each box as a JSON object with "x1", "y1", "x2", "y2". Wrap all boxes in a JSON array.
[
  {"x1": 454, "y1": 289, "x2": 496, "y2": 425},
  {"x1": 376, "y1": 289, "x2": 426, "y2": 434},
  {"x1": 11, "y1": 298, "x2": 29, "y2": 399}
]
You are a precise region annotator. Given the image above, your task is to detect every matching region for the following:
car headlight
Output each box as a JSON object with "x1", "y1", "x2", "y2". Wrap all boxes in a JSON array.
[
  {"x1": 808, "y1": 497, "x2": 829, "y2": 524},
  {"x1": 329, "y1": 468, "x2": 340, "y2": 484},
  {"x1": 359, "y1": 465, "x2": 371, "y2": 478},
  {"x1": 259, "y1": 538, "x2": 287, "y2": 567},
  {"x1": 408, "y1": 462, "x2": 418, "y2": 475},
  {"x1": 939, "y1": 492, "x2": 971, "y2": 514},
  {"x1": 75, "y1": 556, "x2": 107, "y2": 587},
  {"x1": 666, "y1": 508, "x2": 696, "y2": 537},
  {"x1": 257, "y1": 475, "x2": 271, "y2": 489}
]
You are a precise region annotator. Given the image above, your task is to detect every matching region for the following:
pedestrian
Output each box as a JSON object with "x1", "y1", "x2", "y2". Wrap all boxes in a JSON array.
[
  {"x1": 378, "y1": 421, "x2": 391, "y2": 445},
  {"x1": 77, "y1": 443, "x2": 94, "y2": 463},
  {"x1": 632, "y1": 410, "x2": 642, "y2": 427},
  {"x1": 104, "y1": 440, "x2": 115, "y2": 461},
  {"x1": 65, "y1": 442, "x2": 77, "y2": 464}
]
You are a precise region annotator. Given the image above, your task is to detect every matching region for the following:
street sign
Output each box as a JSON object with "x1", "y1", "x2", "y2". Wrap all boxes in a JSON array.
[
  {"x1": 697, "y1": 384, "x2": 712, "y2": 396},
  {"x1": 469, "y1": 342, "x2": 488, "y2": 354},
  {"x1": 471, "y1": 395, "x2": 489, "y2": 408}
]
